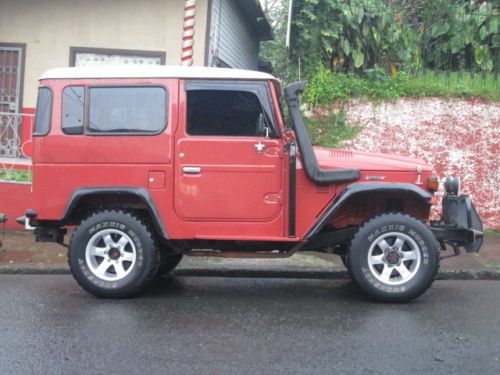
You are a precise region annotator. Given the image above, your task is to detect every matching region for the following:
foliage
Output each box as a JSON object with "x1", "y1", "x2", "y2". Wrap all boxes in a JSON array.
[
  {"x1": 305, "y1": 109, "x2": 362, "y2": 148},
  {"x1": 260, "y1": 0, "x2": 299, "y2": 81},
  {"x1": 0, "y1": 169, "x2": 31, "y2": 183},
  {"x1": 290, "y1": 0, "x2": 499, "y2": 77},
  {"x1": 305, "y1": 66, "x2": 500, "y2": 106},
  {"x1": 260, "y1": 1, "x2": 499, "y2": 149},
  {"x1": 484, "y1": 228, "x2": 500, "y2": 236}
]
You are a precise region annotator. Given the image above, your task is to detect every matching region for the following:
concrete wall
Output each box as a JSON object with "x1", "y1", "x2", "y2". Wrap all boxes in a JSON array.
[
  {"x1": 0, "y1": 182, "x2": 32, "y2": 230},
  {"x1": 0, "y1": 0, "x2": 209, "y2": 108}
]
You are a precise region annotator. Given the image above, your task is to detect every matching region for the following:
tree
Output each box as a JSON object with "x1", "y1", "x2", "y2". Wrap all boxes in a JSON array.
[
  {"x1": 269, "y1": 0, "x2": 499, "y2": 78},
  {"x1": 260, "y1": 0, "x2": 299, "y2": 81}
]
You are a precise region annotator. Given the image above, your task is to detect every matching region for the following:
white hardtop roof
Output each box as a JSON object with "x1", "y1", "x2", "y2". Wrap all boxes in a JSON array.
[{"x1": 40, "y1": 65, "x2": 278, "y2": 81}]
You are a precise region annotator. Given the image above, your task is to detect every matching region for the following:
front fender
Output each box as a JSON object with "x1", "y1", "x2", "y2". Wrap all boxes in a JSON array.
[{"x1": 304, "y1": 182, "x2": 432, "y2": 240}]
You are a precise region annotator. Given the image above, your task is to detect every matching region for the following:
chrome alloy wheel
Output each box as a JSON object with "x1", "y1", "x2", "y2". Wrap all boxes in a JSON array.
[
  {"x1": 367, "y1": 232, "x2": 421, "y2": 285},
  {"x1": 85, "y1": 229, "x2": 137, "y2": 282}
]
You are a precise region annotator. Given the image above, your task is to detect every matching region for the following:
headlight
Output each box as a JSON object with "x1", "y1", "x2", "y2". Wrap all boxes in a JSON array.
[{"x1": 444, "y1": 176, "x2": 460, "y2": 195}]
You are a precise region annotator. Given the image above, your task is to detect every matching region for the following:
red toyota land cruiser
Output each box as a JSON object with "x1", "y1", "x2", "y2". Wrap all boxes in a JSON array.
[{"x1": 18, "y1": 66, "x2": 483, "y2": 302}]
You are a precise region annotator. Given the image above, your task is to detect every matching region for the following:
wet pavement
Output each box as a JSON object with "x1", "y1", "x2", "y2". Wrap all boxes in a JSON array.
[{"x1": 0, "y1": 275, "x2": 498, "y2": 374}]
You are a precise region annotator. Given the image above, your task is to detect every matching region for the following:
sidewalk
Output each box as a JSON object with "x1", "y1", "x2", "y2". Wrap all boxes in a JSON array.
[{"x1": 0, "y1": 231, "x2": 498, "y2": 279}]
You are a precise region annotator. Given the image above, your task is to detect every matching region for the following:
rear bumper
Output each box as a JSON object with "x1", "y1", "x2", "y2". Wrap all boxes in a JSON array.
[
  {"x1": 430, "y1": 194, "x2": 483, "y2": 253},
  {"x1": 18, "y1": 210, "x2": 66, "y2": 243}
]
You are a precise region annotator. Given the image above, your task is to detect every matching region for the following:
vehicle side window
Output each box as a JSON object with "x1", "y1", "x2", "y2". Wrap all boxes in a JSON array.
[
  {"x1": 62, "y1": 86, "x2": 84, "y2": 135},
  {"x1": 187, "y1": 90, "x2": 268, "y2": 137},
  {"x1": 33, "y1": 87, "x2": 52, "y2": 136},
  {"x1": 88, "y1": 87, "x2": 167, "y2": 134}
]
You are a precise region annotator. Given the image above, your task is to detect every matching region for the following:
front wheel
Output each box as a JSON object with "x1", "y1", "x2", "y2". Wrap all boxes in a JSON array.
[
  {"x1": 349, "y1": 213, "x2": 440, "y2": 302},
  {"x1": 340, "y1": 255, "x2": 354, "y2": 280},
  {"x1": 68, "y1": 210, "x2": 160, "y2": 298}
]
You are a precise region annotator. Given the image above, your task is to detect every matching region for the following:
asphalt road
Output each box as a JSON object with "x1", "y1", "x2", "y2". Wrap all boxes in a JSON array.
[{"x1": 0, "y1": 276, "x2": 498, "y2": 375}]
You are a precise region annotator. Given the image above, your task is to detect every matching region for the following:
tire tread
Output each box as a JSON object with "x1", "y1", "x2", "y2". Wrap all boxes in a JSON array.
[
  {"x1": 349, "y1": 212, "x2": 440, "y2": 302},
  {"x1": 68, "y1": 209, "x2": 161, "y2": 298}
]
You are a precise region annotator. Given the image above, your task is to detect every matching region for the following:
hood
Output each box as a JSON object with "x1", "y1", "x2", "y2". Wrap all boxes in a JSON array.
[{"x1": 313, "y1": 147, "x2": 432, "y2": 172}]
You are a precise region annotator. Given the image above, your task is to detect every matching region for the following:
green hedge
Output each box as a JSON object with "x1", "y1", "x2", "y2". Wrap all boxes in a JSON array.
[{"x1": 305, "y1": 66, "x2": 499, "y2": 106}]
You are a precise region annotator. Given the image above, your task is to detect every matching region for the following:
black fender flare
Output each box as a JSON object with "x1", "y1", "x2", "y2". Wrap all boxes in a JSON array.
[
  {"x1": 304, "y1": 182, "x2": 432, "y2": 240},
  {"x1": 62, "y1": 187, "x2": 168, "y2": 239}
]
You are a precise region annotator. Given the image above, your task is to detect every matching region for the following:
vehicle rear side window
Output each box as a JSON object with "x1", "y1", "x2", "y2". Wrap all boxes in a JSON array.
[
  {"x1": 187, "y1": 90, "x2": 265, "y2": 137},
  {"x1": 33, "y1": 87, "x2": 52, "y2": 136},
  {"x1": 62, "y1": 86, "x2": 84, "y2": 135},
  {"x1": 88, "y1": 87, "x2": 167, "y2": 134}
]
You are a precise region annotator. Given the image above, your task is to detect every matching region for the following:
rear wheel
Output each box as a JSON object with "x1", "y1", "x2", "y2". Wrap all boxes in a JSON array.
[
  {"x1": 349, "y1": 213, "x2": 439, "y2": 302},
  {"x1": 68, "y1": 210, "x2": 160, "y2": 298}
]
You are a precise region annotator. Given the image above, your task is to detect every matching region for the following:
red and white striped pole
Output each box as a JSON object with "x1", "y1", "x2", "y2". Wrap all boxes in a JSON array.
[{"x1": 181, "y1": 0, "x2": 196, "y2": 66}]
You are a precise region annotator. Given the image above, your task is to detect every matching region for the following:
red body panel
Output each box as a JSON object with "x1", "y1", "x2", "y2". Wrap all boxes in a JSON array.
[{"x1": 32, "y1": 78, "x2": 433, "y2": 242}]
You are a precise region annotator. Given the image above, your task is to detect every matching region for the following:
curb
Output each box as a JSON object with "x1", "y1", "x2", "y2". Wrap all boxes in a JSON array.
[{"x1": 1, "y1": 264, "x2": 499, "y2": 280}]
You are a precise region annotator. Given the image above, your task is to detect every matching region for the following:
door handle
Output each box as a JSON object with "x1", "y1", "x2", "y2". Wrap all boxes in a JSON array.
[{"x1": 182, "y1": 166, "x2": 202, "y2": 174}]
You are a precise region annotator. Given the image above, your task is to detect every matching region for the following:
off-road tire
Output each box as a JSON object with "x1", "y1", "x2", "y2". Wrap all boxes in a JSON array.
[
  {"x1": 349, "y1": 213, "x2": 440, "y2": 302},
  {"x1": 340, "y1": 255, "x2": 354, "y2": 280},
  {"x1": 68, "y1": 210, "x2": 160, "y2": 298},
  {"x1": 156, "y1": 252, "x2": 183, "y2": 278}
]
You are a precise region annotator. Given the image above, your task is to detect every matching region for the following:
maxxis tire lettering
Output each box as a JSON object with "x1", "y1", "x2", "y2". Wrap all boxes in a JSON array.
[
  {"x1": 349, "y1": 213, "x2": 440, "y2": 302},
  {"x1": 68, "y1": 210, "x2": 160, "y2": 298}
]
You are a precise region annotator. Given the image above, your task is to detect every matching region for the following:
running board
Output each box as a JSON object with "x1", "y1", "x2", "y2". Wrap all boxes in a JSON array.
[{"x1": 185, "y1": 250, "x2": 293, "y2": 259}]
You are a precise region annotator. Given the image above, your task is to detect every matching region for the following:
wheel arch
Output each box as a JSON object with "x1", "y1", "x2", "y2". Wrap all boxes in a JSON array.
[
  {"x1": 305, "y1": 183, "x2": 432, "y2": 240},
  {"x1": 62, "y1": 187, "x2": 168, "y2": 240}
]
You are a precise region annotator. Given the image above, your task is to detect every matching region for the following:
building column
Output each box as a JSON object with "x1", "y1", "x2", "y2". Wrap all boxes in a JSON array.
[{"x1": 181, "y1": 0, "x2": 196, "y2": 66}]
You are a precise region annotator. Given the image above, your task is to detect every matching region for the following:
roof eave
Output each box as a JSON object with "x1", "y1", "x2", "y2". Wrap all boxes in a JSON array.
[{"x1": 234, "y1": 0, "x2": 274, "y2": 41}]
